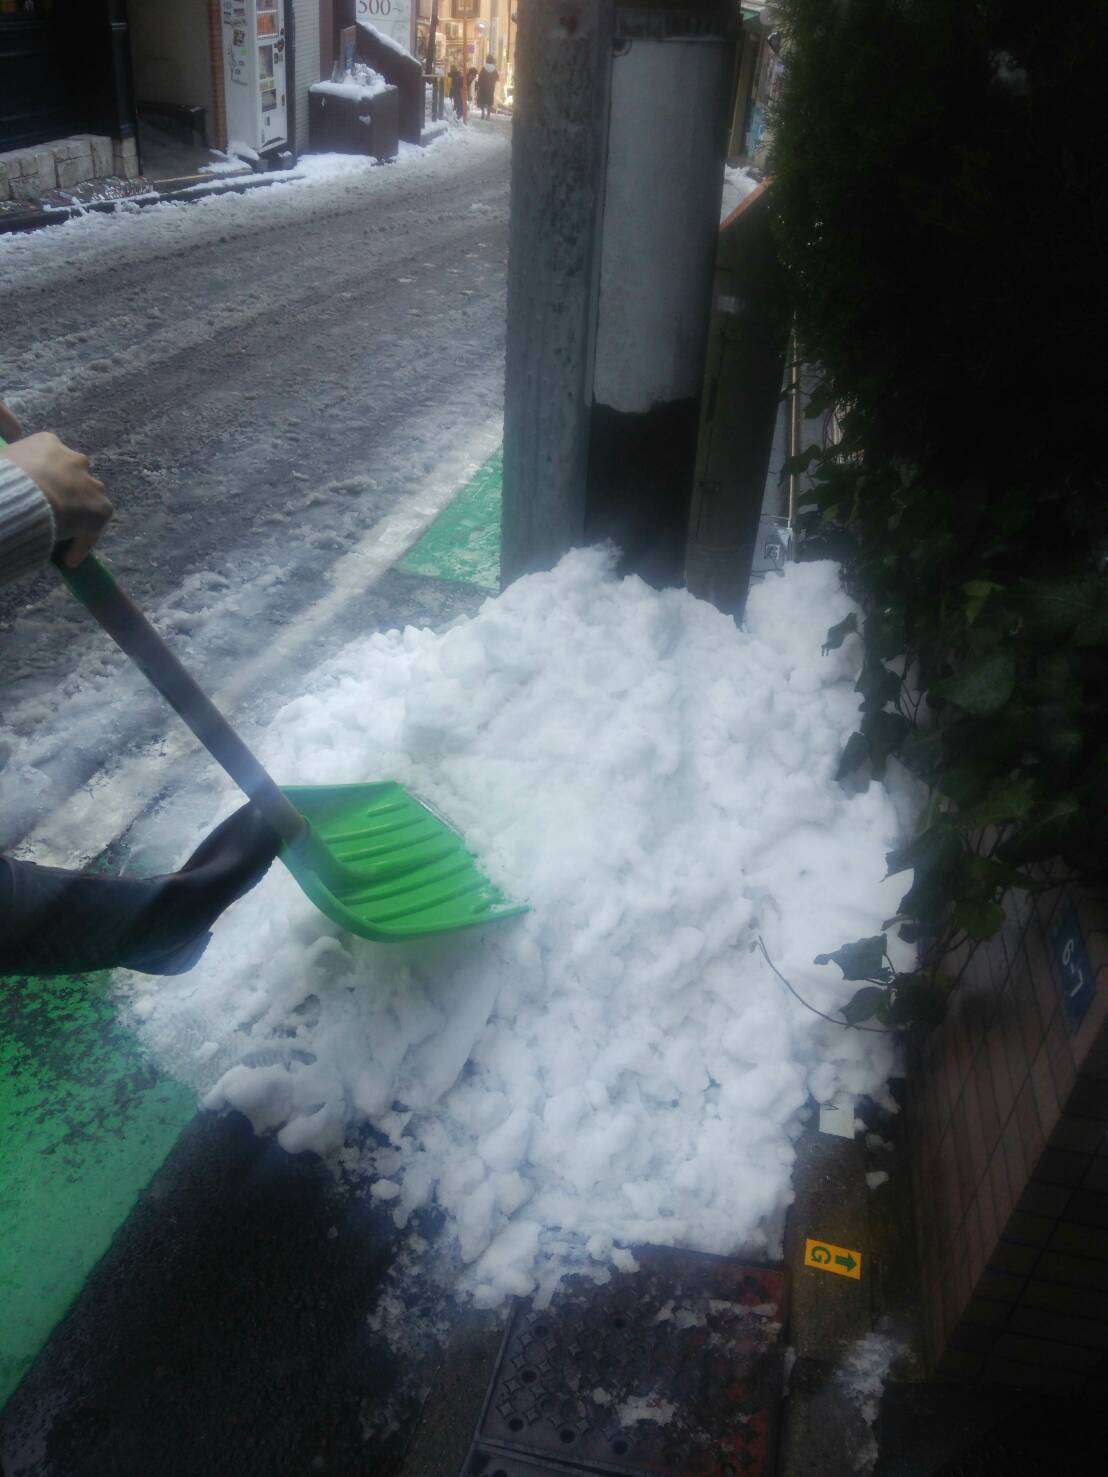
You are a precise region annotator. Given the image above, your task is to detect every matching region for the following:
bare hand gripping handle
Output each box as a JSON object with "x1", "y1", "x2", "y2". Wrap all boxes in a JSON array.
[{"x1": 54, "y1": 552, "x2": 308, "y2": 847}]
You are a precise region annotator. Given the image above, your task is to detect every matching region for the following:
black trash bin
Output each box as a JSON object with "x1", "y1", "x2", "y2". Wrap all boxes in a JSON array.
[{"x1": 308, "y1": 84, "x2": 399, "y2": 163}]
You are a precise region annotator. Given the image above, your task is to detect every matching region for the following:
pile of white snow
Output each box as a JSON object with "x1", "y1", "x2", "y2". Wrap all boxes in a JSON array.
[
  {"x1": 721, "y1": 164, "x2": 761, "y2": 221},
  {"x1": 120, "y1": 549, "x2": 908, "y2": 1308},
  {"x1": 311, "y1": 63, "x2": 389, "y2": 104}
]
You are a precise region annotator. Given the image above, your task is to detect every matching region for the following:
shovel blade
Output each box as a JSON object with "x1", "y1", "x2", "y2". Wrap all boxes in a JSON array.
[{"x1": 277, "y1": 782, "x2": 527, "y2": 942}]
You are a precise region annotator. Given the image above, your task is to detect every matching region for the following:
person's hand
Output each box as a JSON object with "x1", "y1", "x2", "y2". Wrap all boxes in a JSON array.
[
  {"x1": 1, "y1": 432, "x2": 113, "y2": 567},
  {"x1": 0, "y1": 400, "x2": 23, "y2": 443}
]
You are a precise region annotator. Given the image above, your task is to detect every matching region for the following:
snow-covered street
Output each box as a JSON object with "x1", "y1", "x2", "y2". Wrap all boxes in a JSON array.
[{"x1": 0, "y1": 124, "x2": 511, "y2": 856}]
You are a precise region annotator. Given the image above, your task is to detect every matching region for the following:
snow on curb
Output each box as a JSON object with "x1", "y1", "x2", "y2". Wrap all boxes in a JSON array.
[
  {"x1": 119, "y1": 550, "x2": 908, "y2": 1309},
  {"x1": 0, "y1": 124, "x2": 497, "y2": 283}
]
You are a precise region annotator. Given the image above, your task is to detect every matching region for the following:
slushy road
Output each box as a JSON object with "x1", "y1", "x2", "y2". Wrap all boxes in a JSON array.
[{"x1": 0, "y1": 124, "x2": 510, "y2": 854}]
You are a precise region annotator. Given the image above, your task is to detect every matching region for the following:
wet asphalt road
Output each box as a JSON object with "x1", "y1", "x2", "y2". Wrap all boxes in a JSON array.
[
  {"x1": 0, "y1": 125, "x2": 511, "y2": 850},
  {"x1": 0, "y1": 128, "x2": 511, "y2": 1474}
]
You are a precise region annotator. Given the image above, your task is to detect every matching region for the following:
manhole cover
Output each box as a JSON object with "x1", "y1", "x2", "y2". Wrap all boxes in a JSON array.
[{"x1": 474, "y1": 1245, "x2": 787, "y2": 1476}]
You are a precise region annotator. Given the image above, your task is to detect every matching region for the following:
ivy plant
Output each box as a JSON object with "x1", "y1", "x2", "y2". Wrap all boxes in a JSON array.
[{"x1": 767, "y1": 0, "x2": 1108, "y2": 1027}]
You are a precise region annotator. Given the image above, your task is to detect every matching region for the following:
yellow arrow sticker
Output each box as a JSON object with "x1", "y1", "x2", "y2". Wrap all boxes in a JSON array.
[{"x1": 804, "y1": 1238, "x2": 862, "y2": 1280}]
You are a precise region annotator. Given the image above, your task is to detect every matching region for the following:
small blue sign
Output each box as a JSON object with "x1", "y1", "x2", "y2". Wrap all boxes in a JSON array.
[{"x1": 1051, "y1": 905, "x2": 1097, "y2": 1033}]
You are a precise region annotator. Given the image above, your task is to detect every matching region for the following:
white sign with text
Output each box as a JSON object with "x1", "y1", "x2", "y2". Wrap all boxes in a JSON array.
[{"x1": 355, "y1": 0, "x2": 414, "y2": 57}]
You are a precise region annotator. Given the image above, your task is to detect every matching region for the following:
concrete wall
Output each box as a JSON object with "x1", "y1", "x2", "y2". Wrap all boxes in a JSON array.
[
  {"x1": 910, "y1": 875, "x2": 1108, "y2": 1391},
  {"x1": 128, "y1": 0, "x2": 215, "y2": 116}
]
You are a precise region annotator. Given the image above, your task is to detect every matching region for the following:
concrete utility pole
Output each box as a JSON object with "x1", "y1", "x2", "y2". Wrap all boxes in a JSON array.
[{"x1": 502, "y1": 0, "x2": 737, "y2": 590}]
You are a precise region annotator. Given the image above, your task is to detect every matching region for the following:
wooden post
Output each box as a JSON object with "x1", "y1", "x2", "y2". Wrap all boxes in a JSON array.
[{"x1": 685, "y1": 183, "x2": 790, "y2": 620}]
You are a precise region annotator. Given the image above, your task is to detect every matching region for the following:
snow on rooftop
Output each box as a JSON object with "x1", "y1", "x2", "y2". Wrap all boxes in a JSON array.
[{"x1": 120, "y1": 549, "x2": 907, "y2": 1311}]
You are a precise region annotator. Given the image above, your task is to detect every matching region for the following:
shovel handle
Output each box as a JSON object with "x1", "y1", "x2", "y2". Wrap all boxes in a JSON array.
[{"x1": 54, "y1": 552, "x2": 308, "y2": 847}]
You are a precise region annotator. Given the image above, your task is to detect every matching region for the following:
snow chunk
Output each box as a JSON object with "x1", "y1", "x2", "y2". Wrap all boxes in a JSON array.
[
  {"x1": 836, "y1": 1332, "x2": 904, "y2": 1473},
  {"x1": 617, "y1": 1395, "x2": 676, "y2": 1427}
]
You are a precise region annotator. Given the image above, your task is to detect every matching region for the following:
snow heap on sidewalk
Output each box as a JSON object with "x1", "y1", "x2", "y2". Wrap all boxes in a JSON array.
[
  {"x1": 310, "y1": 62, "x2": 389, "y2": 104},
  {"x1": 122, "y1": 549, "x2": 908, "y2": 1308}
]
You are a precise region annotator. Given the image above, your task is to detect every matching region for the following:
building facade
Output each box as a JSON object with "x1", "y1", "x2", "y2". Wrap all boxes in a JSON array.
[{"x1": 0, "y1": 0, "x2": 355, "y2": 197}]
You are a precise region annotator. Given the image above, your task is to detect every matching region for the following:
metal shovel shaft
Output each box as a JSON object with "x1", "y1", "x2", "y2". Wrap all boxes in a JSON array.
[{"x1": 54, "y1": 553, "x2": 308, "y2": 848}]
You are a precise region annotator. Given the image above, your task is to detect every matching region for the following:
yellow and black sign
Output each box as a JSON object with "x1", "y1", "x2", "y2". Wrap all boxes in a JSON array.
[{"x1": 803, "y1": 1238, "x2": 862, "y2": 1280}]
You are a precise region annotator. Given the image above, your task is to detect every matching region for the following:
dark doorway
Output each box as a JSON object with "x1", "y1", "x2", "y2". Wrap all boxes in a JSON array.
[{"x1": 0, "y1": 1, "x2": 135, "y2": 155}]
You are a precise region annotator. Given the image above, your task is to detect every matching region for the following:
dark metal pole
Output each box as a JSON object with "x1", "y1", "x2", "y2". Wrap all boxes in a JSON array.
[{"x1": 426, "y1": 0, "x2": 438, "y2": 75}]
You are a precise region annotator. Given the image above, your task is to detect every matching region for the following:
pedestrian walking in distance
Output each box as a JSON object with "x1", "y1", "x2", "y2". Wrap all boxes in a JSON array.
[
  {"x1": 449, "y1": 64, "x2": 465, "y2": 121},
  {"x1": 477, "y1": 54, "x2": 499, "y2": 120}
]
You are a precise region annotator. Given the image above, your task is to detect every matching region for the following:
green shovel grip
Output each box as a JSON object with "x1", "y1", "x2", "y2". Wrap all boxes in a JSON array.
[{"x1": 52, "y1": 550, "x2": 119, "y2": 606}]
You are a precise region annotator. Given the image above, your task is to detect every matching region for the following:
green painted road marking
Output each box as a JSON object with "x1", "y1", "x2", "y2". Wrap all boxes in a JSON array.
[
  {"x1": 0, "y1": 970, "x2": 195, "y2": 1408},
  {"x1": 398, "y1": 447, "x2": 502, "y2": 591}
]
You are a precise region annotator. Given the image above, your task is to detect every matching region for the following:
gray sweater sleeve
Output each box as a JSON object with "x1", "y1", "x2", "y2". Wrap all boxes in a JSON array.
[{"x1": 0, "y1": 456, "x2": 55, "y2": 585}]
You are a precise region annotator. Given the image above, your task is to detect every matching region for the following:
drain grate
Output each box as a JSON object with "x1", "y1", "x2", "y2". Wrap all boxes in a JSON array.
[
  {"x1": 473, "y1": 1245, "x2": 786, "y2": 1477},
  {"x1": 463, "y1": 1447, "x2": 584, "y2": 1476}
]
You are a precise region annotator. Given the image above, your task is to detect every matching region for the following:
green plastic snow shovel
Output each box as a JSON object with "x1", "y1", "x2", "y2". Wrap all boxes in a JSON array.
[{"x1": 53, "y1": 552, "x2": 528, "y2": 942}]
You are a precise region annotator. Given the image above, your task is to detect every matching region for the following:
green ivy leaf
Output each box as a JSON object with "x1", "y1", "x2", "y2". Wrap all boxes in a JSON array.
[
  {"x1": 835, "y1": 730, "x2": 870, "y2": 780},
  {"x1": 814, "y1": 934, "x2": 889, "y2": 980},
  {"x1": 953, "y1": 898, "x2": 1006, "y2": 941},
  {"x1": 963, "y1": 580, "x2": 1003, "y2": 626},
  {"x1": 1021, "y1": 576, "x2": 1102, "y2": 637},
  {"x1": 932, "y1": 649, "x2": 1016, "y2": 716},
  {"x1": 855, "y1": 660, "x2": 901, "y2": 711},
  {"x1": 1074, "y1": 586, "x2": 1108, "y2": 647},
  {"x1": 885, "y1": 821, "x2": 962, "y2": 879},
  {"x1": 865, "y1": 605, "x2": 907, "y2": 660},
  {"x1": 934, "y1": 765, "x2": 988, "y2": 808},
  {"x1": 898, "y1": 868, "x2": 950, "y2": 925},
  {"x1": 885, "y1": 974, "x2": 949, "y2": 1027},
  {"x1": 955, "y1": 777, "x2": 1037, "y2": 830},
  {"x1": 863, "y1": 709, "x2": 912, "y2": 776},
  {"x1": 898, "y1": 727, "x2": 944, "y2": 779},
  {"x1": 994, "y1": 795, "x2": 1082, "y2": 865},
  {"x1": 783, "y1": 445, "x2": 824, "y2": 477},
  {"x1": 957, "y1": 854, "x2": 1033, "y2": 893},
  {"x1": 840, "y1": 985, "x2": 888, "y2": 1026},
  {"x1": 822, "y1": 612, "x2": 858, "y2": 654}
]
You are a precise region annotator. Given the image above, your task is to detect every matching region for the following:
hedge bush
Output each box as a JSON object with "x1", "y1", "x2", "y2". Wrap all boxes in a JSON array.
[{"x1": 768, "y1": 0, "x2": 1108, "y2": 1025}]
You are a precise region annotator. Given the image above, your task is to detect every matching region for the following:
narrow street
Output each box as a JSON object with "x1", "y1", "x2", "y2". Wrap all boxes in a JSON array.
[{"x1": 0, "y1": 127, "x2": 511, "y2": 856}]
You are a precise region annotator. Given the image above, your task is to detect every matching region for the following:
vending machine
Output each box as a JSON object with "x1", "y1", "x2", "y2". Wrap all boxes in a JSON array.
[{"x1": 222, "y1": 1, "x2": 288, "y2": 157}]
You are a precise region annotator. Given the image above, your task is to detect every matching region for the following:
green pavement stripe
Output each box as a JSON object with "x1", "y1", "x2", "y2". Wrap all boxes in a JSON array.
[
  {"x1": 0, "y1": 969, "x2": 195, "y2": 1408},
  {"x1": 398, "y1": 447, "x2": 502, "y2": 591}
]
